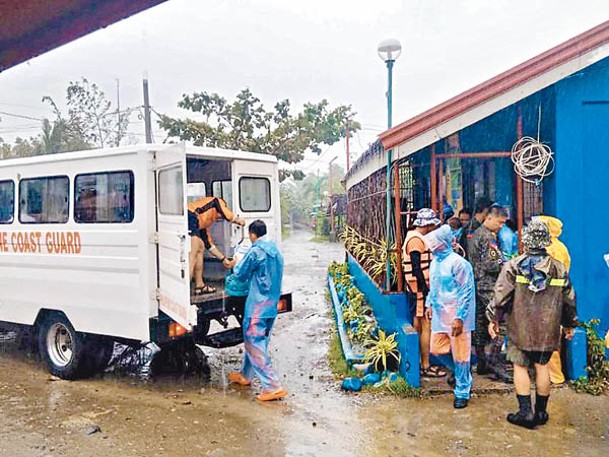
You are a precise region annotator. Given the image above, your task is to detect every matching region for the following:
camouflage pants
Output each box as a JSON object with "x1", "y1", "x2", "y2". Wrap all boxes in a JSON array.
[
  {"x1": 474, "y1": 290, "x2": 507, "y2": 372},
  {"x1": 474, "y1": 291, "x2": 493, "y2": 346}
]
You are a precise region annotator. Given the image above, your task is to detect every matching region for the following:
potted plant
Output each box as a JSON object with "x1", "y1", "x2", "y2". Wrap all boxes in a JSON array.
[{"x1": 364, "y1": 330, "x2": 401, "y2": 373}]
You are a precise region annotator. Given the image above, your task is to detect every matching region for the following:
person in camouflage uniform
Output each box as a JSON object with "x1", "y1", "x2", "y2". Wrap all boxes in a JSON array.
[
  {"x1": 487, "y1": 220, "x2": 577, "y2": 429},
  {"x1": 468, "y1": 204, "x2": 511, "y2": 382},
  {"x1": 458, "y1": 197, "x2": 492, "y2": 258}
]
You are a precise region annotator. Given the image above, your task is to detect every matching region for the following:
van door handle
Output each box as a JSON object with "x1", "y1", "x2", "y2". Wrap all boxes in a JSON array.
[{"x1": 178, "y1": 234, "x2": 187, "y2": 278}]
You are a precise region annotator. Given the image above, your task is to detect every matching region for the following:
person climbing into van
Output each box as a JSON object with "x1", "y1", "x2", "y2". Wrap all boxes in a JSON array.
[
  {"x1": 227, "y1": 220, "x2": 288, "y2": 401},
  {"x1": 536, "y1": 215, "x2": 571, "y2": 385},
  {"x1": 487, "y1": 219, "x2": 577, "y2": 429},
  {"x1": 424, "y1": 225, "x2": 476, "y2": 409},
  {"x1": 403, "y1": 208, "x2": 446, "y2": 378},
  {"x1": 187, "y1": 196, "x2": 245, "y2": 294}
]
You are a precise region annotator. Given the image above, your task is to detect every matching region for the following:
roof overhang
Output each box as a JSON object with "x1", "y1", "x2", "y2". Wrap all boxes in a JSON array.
[
  {"x1": 0, "y1": 0, "x2": 168, "y2": 73},
  {"x1": 346, "y1": 20, "x2": 609, "y2": 190}
]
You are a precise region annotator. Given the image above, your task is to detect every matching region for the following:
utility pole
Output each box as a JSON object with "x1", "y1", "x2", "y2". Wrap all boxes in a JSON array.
[
  {"x1": 345, "y1": 117, "x2": 350, "y2": 171},
  {"x1": 143, "y1": 77, "x2": 153, "y2": 144},
  {"x1": 116, "y1": 79, "x2": 121, "y2": 147},
  {"x1": 329, "y1": 156, "x2": 338, "y2": 240}
]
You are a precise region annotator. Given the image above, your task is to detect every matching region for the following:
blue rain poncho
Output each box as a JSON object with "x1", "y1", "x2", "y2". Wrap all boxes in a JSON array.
[
  {"x1": 498, "y1": 224, "x2": 519, "y2": 260},
  {"x1": 224, "y1": 241, "x2": 253, "y2": 297},
  {"x1": 232, "y1": 235, "x2": 284, "y2": 319},
  {"x1": 425, "y1": 225, "x2": 476, "y2": 333}
]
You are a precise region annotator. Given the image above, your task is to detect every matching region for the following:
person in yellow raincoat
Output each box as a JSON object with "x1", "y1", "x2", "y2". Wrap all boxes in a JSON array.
[{"x1": 536, "y1": 215, "x2": 571, "y2": 385}]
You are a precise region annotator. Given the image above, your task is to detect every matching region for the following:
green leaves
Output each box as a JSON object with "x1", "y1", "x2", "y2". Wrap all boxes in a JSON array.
[
  {"x1": 364, "y1": 330, "x2": 401, "y2": 372},
  {"x1": 571, "y1": 319, "x2": 609, "y2": 395},
  {"x1": 159, "y1": 88, "x2": 360, "y2": 169}
]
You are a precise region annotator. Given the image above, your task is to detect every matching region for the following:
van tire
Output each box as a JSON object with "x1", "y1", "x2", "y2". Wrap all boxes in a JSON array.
[{"x1": 38, "y1": 314, "x2": 88, "y2": 380}]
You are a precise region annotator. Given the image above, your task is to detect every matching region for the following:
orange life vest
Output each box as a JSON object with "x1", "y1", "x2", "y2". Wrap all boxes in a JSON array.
[{"x1": 403, "y1": 230, "x2": 432, "y2": 296}]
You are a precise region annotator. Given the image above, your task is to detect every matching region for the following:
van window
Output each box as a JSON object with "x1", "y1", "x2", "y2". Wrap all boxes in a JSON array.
[
  {"x1": 159, "y1": 166, "x2": 184, "y2": 215},
  {"x1": 74, "y1": 171, "x2": 134, "y2": 223},
  {"x1": 187, "y1": 182, "x2": 206, "y2": 203},
  {"x1": 19, "y1": 176, "x2": 69, "y2": 224},
  {"x1": 212, "y1": 180, "x2": 232, "y2": 207},
  {"x1": 239, "y1": 177, "x2": 271, "y2": 212},
  {"x1": 0, "y1": 180, "x2": 15, "y2": 224}
]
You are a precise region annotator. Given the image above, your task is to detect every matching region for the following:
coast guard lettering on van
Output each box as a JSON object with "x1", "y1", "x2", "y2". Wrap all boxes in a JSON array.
[{"x1": 0, "y1": 231, "x2": 82, "y2": 254}]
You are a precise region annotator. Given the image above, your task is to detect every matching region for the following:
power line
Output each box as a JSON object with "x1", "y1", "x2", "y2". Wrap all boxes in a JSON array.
[{"x1": 0, "y1": 111, "x2": 43, "y2": 122}]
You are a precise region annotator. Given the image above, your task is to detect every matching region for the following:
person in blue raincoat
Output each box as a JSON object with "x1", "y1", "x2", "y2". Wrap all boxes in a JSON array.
[
  {"x1": 424, "y1": 225, "x2": 476, "y2": 409},
  {"x1": 498, "y1": 219, "x2": 519, "y2": 260},
  {"x1": 226, "y1": 220, "x2": 288, "y2": 402}
]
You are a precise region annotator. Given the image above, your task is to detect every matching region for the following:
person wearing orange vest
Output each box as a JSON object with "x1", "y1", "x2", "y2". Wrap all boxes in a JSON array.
[
  {"x1": 403, "y1": 208, "x2": 446, "y2": 378},
  {"x1": 536, "y1": 215, "x2": 571, "y2": 385},
  {"x1": 188, "y1": 197, "x2": 245, "y2": 294}
]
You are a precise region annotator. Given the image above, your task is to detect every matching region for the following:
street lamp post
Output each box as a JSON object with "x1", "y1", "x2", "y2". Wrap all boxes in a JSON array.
[{"x1": 378, "y1": 38, "x2": 401, "y2": 291}]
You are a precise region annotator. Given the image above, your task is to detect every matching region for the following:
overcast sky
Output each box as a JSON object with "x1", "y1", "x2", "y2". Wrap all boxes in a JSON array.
[{"x1": 1, "y1": 0, "x2": 609, "y2": 172}]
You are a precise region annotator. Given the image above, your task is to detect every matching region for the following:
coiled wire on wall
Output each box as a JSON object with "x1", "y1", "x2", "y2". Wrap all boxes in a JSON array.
[{"x1": 511, "y1": 105, "x2": 555, "y2": 185}]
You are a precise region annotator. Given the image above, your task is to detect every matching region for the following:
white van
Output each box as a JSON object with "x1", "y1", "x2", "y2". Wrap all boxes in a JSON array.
[{"x1": 0, "y1": 143, "x2": 292, "y2": 379}]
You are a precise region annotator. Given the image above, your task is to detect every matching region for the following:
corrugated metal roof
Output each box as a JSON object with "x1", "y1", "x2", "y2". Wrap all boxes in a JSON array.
[{"x1": 379, "y1": 20, "x2": 609, "y2": 151}]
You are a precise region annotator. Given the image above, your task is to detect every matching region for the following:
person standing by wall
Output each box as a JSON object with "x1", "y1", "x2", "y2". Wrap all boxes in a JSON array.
[
  {"x1": 460, "y1": 197, "x2": 492, "y2": 259},
  {"x1": 487, "y1": 220, "x2": 577, "y2": 428},
  {"x1": 227, "y1": 220, "x2": 288, "y2": 402},
  {"x1": 403, "y1": 208, "x2": 446, "y2": 378},
  {"x1": 425, "y1": 225, "x2": 476, "y2": 408},
  {"x1": 498, "y1": 219, "x2": 519, "y2": 260},
  {"x1": 537, "y1": 215, "x2": 571, "y2": 385},
  {"x1": 469, "y1": 204, "x2": 510, "y2": 382}
]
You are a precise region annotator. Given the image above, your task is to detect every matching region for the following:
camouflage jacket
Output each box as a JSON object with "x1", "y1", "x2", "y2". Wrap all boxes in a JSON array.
[
  {"x1": 469, "y1": 225, "x2": 504, "y2": 293},
  {"x1": 487, "y1": 253, "x2": 577, "y2": 351}
]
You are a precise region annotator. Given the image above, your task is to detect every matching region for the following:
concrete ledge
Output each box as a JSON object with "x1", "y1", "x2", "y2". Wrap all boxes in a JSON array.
[
  {"x1": 347, "y1": 254, "x2": 420, "y2": 387},
  {"x1": 327, "y1": 274, "x2": 364, "y2": 365}
]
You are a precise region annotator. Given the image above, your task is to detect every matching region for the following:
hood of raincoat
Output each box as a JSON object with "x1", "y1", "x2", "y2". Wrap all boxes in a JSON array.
[
  {"x1": 254, "y1": 235, "x2": 279, "y2": 258},
  {"x1": 536, "y1": 215, "x2": 563, "y2": 239},
  {"x1": 424, "y1": 225, "x2": 454, "y2": 260}
]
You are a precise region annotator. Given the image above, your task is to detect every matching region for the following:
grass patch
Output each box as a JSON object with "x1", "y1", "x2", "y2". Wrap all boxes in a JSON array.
[
  {"x1": 328, "y1": 331, "x2": 359, "y2": 379},
  {"x1": 310, "y1": 235, "x2": 330, "y2": 243}
]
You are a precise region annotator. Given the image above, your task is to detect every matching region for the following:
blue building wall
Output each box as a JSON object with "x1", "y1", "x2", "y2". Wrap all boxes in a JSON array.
[{"x1": 555, "y1": 59, "x2": 609, "y2": 335}]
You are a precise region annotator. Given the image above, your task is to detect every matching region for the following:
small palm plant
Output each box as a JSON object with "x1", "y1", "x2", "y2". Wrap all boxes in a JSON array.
[{"x1": 364, "y1": 330, "x2": 401, "y2": 373}]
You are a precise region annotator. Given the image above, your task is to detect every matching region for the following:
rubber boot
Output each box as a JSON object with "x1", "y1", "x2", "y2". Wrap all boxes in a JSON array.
[
  {"x1": 534, "y1": 394, "x2": 550, "y2": 425},
  {"x1": 507, "y1": 395, "x2": 536, "y2": 429}
]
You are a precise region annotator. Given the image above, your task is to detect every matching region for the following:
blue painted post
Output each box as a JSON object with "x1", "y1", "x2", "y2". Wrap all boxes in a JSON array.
[{"x1": 565, "y1": 327, "x2": 587, "y2": 380}]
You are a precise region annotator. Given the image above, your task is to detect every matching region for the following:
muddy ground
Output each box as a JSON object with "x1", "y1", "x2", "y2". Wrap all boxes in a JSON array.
[{"x1": 0, "y1": 231, "x2": 608, "y2": 457}]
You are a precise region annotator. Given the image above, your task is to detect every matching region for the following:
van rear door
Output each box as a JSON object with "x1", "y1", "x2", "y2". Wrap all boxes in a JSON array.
[
  {"x1": 154, "y1": 144, "x2": 196, "y2": 330},
  {"x1": 231, "y1": 159, "x2": 280, "y2": 249}
]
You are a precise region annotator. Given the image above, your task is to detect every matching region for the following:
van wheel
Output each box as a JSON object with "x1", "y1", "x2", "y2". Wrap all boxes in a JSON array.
[{"x1": 38, "y1": 314, "x2": 87, "y2": 380}]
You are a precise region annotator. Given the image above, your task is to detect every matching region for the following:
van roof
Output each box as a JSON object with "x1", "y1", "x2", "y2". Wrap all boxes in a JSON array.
[{"x1": 0, "y1": 143, "x2": 278, "y2": 168}]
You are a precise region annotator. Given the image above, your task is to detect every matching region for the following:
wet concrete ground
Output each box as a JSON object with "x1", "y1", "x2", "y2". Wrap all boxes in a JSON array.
[{"x1": 1, "y1": 231, "x2": 608, "y2": 457}]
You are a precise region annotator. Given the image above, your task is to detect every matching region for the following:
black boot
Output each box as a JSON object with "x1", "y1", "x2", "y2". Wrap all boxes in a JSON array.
[
  {"x1": 507, "y1": 395, "x2": 536, "y2": 429},
  {"x1": 534, "y1": 394, "x2": 550, "y2": 425}
]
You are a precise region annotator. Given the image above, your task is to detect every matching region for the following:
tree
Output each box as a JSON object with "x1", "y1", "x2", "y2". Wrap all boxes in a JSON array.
[
  {"x1": 158, "y1": 88, "x2": 360, "y2": 178},
  {"x1": 43, "y1": 77, "x2": 131, "y2": 148},
  {"x1": 280, "y1": 164, "x2": 345, "y2": 228},
  {"x1": 0, "y1": 136, "x2": 39, "y2": 159}
]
